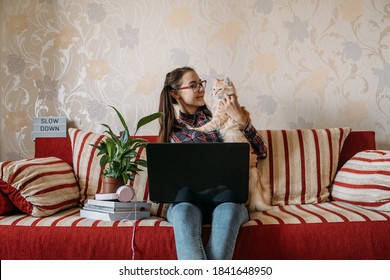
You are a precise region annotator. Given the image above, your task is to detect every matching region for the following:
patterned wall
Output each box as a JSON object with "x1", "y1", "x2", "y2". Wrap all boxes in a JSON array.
[{"x1": 1, "y1": 0, "x2": 389, "y2": 161}]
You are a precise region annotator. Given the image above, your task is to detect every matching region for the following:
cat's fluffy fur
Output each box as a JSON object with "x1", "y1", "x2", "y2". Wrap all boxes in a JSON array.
[{"x1": 192, "y1": 77, "x2": 271, "y2": 212}]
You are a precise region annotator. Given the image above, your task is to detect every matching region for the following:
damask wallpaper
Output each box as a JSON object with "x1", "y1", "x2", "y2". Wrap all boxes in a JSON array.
[{"x1": 1, "y1": 0, "x2": 389, "y2": 161}]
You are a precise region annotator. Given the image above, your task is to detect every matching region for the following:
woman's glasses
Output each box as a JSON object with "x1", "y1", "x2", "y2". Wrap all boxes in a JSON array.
[{"x1": 177, "y1": 80, "x2": 207, "y2": 93}]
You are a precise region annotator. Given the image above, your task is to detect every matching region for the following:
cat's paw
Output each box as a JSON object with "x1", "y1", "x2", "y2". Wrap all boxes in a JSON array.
[
  {"x1": 186, "y1": 125, "x2": 205, "y2": 133},
  {"x1": 247, "y1": 200, "x2": 272, "y2": 212},
  {"x1": 254, "y1": 201, "x2": 272, "y2": 212},
  {"x1": 246, "y1": 203, "x2": 256, "y2": 213},
  {"x1": 185, "y1": 124, "x2": 197, "y2": 130},
  {"x1": 247, "y1": 190, "x2": 272, "y2": 212}
]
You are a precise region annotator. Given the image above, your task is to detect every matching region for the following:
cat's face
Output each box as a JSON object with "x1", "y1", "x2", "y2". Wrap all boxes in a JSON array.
[{"x1": 211, "y1": 78, "x2": 236, "y2": 100}]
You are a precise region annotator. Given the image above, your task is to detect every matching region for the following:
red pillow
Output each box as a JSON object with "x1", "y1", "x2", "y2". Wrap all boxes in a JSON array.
[{"x1": 0, "y1": 187, "x2": 19, "y2": 215}]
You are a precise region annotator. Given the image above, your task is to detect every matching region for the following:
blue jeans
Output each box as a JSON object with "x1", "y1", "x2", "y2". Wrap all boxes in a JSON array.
[{"x1": 167, "y1": 202, "x2": 249, "y2": 260}]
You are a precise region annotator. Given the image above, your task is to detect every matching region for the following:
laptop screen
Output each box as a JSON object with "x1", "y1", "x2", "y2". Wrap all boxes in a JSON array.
[{"x1": 146, "y1": 143, "x2": 249, "y2": 204}]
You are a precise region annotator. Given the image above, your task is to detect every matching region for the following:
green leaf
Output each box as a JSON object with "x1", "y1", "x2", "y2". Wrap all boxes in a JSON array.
[
  {"x1": 110, "y1": 106, "x2": 130, "y2": 136},
  {"x1": 99, "y1": 155, "x2": 109, "y2": 168},
  {"x1": 134, "y1": 112, "x2": 163, "y2": 135},
  {"x1": 101, "y1": 124, "x2": 121, "y2": 146},
  {"x1": 119, "y1": 129, "x2": 129, "y2": 145},
  {"x1": 135, "y1": 159, "x2": 147, "y2": 167}
]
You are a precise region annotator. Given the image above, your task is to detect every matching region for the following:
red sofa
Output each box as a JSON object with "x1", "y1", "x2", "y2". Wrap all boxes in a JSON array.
[{"x1": 1, "y1": 130, "x2": 389, "y2": 260}]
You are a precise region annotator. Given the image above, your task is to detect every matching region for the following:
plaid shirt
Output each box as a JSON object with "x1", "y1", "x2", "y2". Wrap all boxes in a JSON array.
[{"x1": 170, "y1": 108, "x2": 267, "y2": 159}]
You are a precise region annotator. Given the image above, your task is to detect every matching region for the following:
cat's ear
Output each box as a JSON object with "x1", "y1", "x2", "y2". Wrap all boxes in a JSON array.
[{"x1": 224, "y1": 77, "x2": 232, "y2": 86}]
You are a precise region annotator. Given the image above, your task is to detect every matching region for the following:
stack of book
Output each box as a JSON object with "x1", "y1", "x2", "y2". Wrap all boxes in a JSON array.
[{"x1": 80, "y1": 199, "x2": 151, "y2": 221}]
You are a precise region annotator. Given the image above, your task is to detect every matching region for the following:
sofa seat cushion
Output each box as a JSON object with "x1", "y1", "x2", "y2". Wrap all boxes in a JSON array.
[
  {"x1": 0, "y1": 157, "x2": 79, "y2": 217},
  {"x1": 0, "y1": 207, "x2": 169, "y2": 227},
  {"x1": 248, "y1": 201, "x2": 390, "y2": 225},
  {"x1": 1, "y1": 202, "x2": 388, "y2": 259},
  {"x1": 1, "y1": 201, "x2": 388, "y2": 228},
  {"x1": 257, "y1": 128, "x2": 351, "y2": 206},
  {"x1": 331, "y1": 150, "x2": 390, "y2": 211}
]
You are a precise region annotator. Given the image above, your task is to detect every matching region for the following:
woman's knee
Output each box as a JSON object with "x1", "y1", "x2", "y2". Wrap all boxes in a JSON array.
[
  {"x1": 168, "y1": 202, "x2": 203, "y2": 223},
  {"x1": 213, "y1": 203, "x2": 249, "y2": 224}
]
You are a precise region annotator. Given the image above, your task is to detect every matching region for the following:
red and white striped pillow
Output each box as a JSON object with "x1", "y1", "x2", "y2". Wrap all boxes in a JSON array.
[
  {"x1": 258, "y1": 128, "x2": 351, "y2": 206},
  {"x1": 0, "y1": 157, "x2": 79, "y2": 217},
  {"x1": 331, "y1": 150, "x2": 390, "y2": 211},
  {"x1": 68, "y1": 128, "x2": 106, "y2": 205},
  {"x1": 68, "y1": 128, "x2": 168, "y2": 217}
]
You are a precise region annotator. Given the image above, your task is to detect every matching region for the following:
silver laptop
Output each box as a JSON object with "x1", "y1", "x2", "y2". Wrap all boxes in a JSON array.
[{"x1": 145, "y1": 143, "x2": 249, "y2": 205}]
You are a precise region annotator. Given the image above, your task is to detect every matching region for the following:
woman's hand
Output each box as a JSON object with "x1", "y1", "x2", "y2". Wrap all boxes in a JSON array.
[{"x1": 219, "y1": 95, "x2": 249, "y2": 128}]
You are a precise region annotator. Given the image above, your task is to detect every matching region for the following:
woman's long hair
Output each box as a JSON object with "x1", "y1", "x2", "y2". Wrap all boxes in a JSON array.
[{"x1": 158, "y1": 67, "x2": 195, "y2": 143}]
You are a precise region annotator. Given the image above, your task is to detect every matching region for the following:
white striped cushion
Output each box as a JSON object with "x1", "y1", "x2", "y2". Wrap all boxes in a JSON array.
[
  {"x1": 68, "y1": 128, "x2": 168, "y2": 217},
  {"x1": 68, "y1": 128, "x2": 106, "y2": 205},
  {"x1": 258, "y1": 128, "x2": 351, "y2": 205},
  {"x1": 0, "y1": 157, "x2": 79, "y2": 217},
  {"x1": 331, "y1": 150, "x2": 390, "y2": 211}
]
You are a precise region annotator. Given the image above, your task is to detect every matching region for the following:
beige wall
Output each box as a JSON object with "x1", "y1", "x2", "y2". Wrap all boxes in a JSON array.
[{"x1": 1, "y1": 0, "x2": 389, "y2": 161}]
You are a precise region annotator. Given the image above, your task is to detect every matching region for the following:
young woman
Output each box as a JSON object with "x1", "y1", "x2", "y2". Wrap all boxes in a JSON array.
[{"x1": 158, "y1": 66, "x2": 267, "y2": 260}]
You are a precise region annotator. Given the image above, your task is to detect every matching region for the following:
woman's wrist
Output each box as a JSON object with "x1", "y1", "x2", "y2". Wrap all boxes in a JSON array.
[{"x1": 240, "y1": 120, "x2": 251, "y2": 131}]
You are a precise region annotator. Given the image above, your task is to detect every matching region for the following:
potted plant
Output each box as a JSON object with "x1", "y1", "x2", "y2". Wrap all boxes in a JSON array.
[{"x1": 91, "y1": 106, "x2": 162, "y2": 193}]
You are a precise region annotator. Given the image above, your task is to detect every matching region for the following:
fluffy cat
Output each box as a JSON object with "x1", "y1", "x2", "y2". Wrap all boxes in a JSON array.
[{"x1": 192, "y1": 77, "x2": 271, "y2": 212}]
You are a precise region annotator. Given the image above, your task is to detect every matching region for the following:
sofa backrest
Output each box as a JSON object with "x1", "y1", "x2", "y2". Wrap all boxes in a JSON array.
[
  {"x1": 337, "y1": 131, "x2": 376, "y2": 169},
  {"x1": 35, "y1": 137, "x2": 74, "y2": 166},
  {"x1": 34, "y1": 131, "x2": 376, "y2": 171},
  {"x1": 34, "y1": 135, "x2": 159, "y2": 167}
]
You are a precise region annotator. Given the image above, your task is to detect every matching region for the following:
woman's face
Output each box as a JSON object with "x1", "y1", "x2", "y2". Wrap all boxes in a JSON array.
[{"x1": 172, "y1": 70, "x2": 206, "y2": 114}]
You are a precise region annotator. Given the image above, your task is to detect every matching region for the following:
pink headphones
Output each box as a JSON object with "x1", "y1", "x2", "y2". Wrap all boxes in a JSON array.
[
  {"x1": 115, "y1": 185, "x2": 135, "y2": 202},
  {"x1": 95, "y1": 185, "x2": 135, "y2": 202}
]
